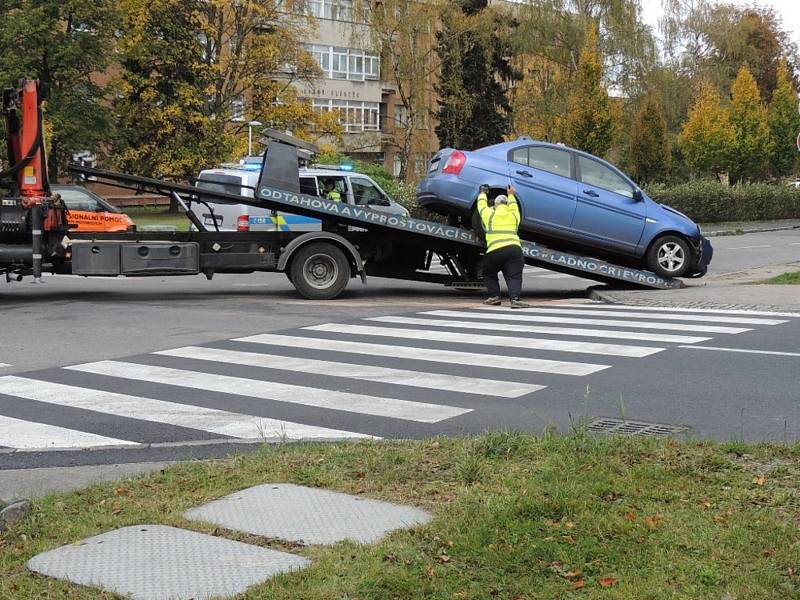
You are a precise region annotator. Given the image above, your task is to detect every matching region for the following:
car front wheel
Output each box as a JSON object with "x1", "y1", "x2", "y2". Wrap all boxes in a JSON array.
[{"x1": 646, "y1": 235, "x2": 692, "y2": 278}]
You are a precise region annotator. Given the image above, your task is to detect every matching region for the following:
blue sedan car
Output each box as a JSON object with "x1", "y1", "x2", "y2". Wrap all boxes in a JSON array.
[{"x1": 417, "y1": 137, "x2": 712, "y2": 278}]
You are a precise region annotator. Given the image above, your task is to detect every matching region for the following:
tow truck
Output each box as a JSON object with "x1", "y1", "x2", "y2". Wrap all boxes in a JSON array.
[{"x1": 0, "y1": 79, "x2": 685, "y2": 299}]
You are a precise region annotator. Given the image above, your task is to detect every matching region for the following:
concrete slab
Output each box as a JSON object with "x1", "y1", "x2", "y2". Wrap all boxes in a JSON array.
[
  {"x1": 185, "y1": 483, "x2": 433, "y2": 545},
  {"x1": 0, "y1": 462, "x2": 172, "y2": 502},
  {"x1": 27, "y1": 524, "x2": 309, "y2": 600}
]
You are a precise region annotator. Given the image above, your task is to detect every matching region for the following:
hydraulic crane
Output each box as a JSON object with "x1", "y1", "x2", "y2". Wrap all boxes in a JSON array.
[{"x1": 1, "y1": 79, "x2": 68, "y2": 282}]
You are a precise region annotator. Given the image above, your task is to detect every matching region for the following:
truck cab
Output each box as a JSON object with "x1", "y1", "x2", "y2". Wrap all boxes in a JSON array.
[{"x1": 191, "y1": 161, "x2": 409, "y2": 232}]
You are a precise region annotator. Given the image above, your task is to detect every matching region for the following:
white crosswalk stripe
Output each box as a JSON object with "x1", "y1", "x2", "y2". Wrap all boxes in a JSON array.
[
  {"x1": 156, "y1": 346, "x2": 543, "y2": 398},
  {"x1": 531, "y1": 302, "x2": 800, "y2": 318},
  {"x1": 306, "y1": 323, "x2": 663, "y2": 358},
  {"x1": 503, "y1": 306, "x2": 787, "y2": 325},
  {"x1": 0, "y1": 376, "x2": 371, "y2": 442},
  {"x1": 3, "y1": 301, "x2": 796, "y2": 453},
  {"x1": 237, "y1": 333, "x2": 609, "y2": 376},
  {"x1": 469, "y1": 307, "x2": 752, "y2": 334},
  {"x1": 0, "y1": 414, "x2": 135, "y2": 450},
  {"x1": 65, "y1": 361, "x2": 471, "y2": 423},
  {"x1": 380, "y1": 313, "x2": 712, "y2": 344}
]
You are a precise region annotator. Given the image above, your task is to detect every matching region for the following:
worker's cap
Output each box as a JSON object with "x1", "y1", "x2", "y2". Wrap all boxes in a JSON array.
[{"x1": 494, "y1": 194, "x2": 509, "y2": 205}]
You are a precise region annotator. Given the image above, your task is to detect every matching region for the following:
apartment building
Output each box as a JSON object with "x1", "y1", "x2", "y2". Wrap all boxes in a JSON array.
[{"x1": 285, "y1": 0, "x2": 439, "y2": 178}]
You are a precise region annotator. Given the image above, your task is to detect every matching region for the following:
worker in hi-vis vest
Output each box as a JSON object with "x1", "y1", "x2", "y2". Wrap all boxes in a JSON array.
[
  {"x1": 323, "y1": 180, "x2": 342, "y2": 202},
  {"x1": 477, "y1": 183, "x2": 530, "y2": 309}
]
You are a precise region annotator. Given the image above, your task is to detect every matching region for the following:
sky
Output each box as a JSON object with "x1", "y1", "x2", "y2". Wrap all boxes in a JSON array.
[{"x1": 639, "y1": 0, "x2": 800, "y2": 46}]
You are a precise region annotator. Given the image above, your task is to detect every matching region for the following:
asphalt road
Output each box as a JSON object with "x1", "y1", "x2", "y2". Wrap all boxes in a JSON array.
[
  {"x1": 706, "y1": 229, "x2": 800, "y2": 274},
  {"x1": 1, "y1": 230, "x2": 798, "y2": 471}
]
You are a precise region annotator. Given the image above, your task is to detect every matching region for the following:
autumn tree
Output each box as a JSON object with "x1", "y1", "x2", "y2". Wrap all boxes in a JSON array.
[
  {"x1": 113, "y1": 0, "x2": 340, "y2": 184},
  {"x1": 435, "y1": 0, "x2": 520, "y2": 149},
  {"x1": 678, "y1": 81, "x2": 735, "y2": 178},
  {"x1": 768, "y1": 59, "x2": 800, "y2": 179},
  {"x1": 112, "y1": 0, "x2": 226, "y2": 181},
  {"x1": 661, "y1": 1, "x2": 798, "y2": 100},
  {"x1": 196, "y1": 0, "x2": 340, "y2": 152},
  {"x1": 728, "y1": 65, "x2": 771, "y2": 182},
  {"x1": 564, "y1": 24, "x2": 615, "y2": 158},
  {"x1": 627, "y1": 96, "x2": 670, "y2": 184},
  {"x1": 369, "y1": 0, "x2": 444, "y2": 180},
  {"x1": 0, "y1": 0, "x2": 119, "y2": 180}
]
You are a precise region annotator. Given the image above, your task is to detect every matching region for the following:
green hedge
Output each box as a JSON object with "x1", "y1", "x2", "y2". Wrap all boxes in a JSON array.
[{"x1": 646, "y1": 180, "x2": 800, "y2": 223}]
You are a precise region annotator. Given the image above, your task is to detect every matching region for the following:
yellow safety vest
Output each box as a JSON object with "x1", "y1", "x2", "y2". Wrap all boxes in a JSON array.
[
  {"x1": 327, "y1": 190, "x2": 342, "y2": 202},
  {"x1": 477, "y1": 192, "x2": 521, "y2": 253}
]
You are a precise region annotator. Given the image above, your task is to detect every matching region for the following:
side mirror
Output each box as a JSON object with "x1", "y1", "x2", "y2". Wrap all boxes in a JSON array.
[{"x1": 633, "y1": 189, "x2": 644, "y2": 202}]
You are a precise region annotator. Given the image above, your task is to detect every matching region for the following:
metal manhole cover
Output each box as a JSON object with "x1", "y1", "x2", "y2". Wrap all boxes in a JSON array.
[{"x1": 588, "y1": 418, "x2": 688, "y2": 437}]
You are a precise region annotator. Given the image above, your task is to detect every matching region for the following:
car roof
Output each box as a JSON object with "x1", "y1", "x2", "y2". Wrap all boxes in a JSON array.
[{"x1": 200, "y1": 166, "x2": 370, "y2": 178}]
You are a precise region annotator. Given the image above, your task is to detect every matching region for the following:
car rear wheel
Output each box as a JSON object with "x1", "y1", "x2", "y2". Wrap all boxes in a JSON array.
[
  {"x1": 289, "y1": 242, "x2": 350, "y2": 300},
  {"x1": 646, "y1": 235, "x2": 692, "y2": 278}
]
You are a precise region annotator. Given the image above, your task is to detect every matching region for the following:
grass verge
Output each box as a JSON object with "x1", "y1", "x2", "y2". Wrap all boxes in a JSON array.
[
  {"x1": 124, "y1": 207, "x2": 190, "y2": 231},
  {"x1": 2, "y1": 434, "x2": 799, "y2": 598},
  {"x1": 758, "y1": 272, "x2": 800, "y2": 285}
]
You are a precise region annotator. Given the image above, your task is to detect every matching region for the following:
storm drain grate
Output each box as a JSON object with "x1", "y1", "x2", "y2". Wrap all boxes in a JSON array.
[{"x1": 588, "y1": 418, "x2": 688, "y2": 438}]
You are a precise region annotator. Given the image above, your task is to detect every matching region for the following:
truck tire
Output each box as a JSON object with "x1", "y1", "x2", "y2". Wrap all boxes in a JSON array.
[
  {"x1": 646, "y1": 235, "x2": 691, "y2": 278},
  {"x1": 289, "y1": 242, "x2": 350, "y2": 300}
]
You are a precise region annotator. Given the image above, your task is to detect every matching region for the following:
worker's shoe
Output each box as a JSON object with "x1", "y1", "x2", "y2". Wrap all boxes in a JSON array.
[
  {"x1": 510, "y1": 298, "x2": 531, "y2": 309},
  {"x1": 483, "y1": 295, "x2": 502, "y2": 306}
]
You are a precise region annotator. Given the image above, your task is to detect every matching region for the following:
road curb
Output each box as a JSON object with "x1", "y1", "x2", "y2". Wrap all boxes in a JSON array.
[
  {"x1": 587, "y1": 285, "x2": 800, "y2": 314},
  {"x1": 704, "y1": 224, "x2": 800, "y2": 237}
]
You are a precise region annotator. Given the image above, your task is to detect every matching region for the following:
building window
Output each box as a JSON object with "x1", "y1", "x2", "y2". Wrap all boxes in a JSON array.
[
  {"x1": 394, "y1": 104, "x2": 408, "y2": 129},
  {"x1": 307, "y1": 0, "x2": 354, "y2": 21},
  {"x1": 414, "y1": 154, "x2": 430, "y2": 177},
  {"x1": 231, "y1": 95, "x2": 245, "y2": 122},
  {"x1": 305, "y1": 45, "x2": 380, "y2": 81},
  {"x1": 313, "y1": 99, "x2": 380, "y2": 133}
]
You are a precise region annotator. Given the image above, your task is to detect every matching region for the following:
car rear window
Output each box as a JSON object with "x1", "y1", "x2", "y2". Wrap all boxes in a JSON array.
[
  {"x1": 196, "y1": 174, "x2": 244, "y2": 200},
  {"x1": 511, "y1": 146, "x2": 571, "y2": 179},
  {"x1": 528, "y1": 147, "x2": 571, "y2": 178}
]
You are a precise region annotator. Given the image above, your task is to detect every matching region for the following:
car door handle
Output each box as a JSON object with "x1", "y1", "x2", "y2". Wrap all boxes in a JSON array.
[
  {"x1": 582, "y1": 189, "x2": 599, "y2": 197},
  {"x1": 515, "y1": 170, "x2": 533, "y2": 178}
]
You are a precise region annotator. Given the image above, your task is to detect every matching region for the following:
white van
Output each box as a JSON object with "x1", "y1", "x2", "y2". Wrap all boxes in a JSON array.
[{"x1": 191, "y1": 162, "x2": 409, "y2": 232}]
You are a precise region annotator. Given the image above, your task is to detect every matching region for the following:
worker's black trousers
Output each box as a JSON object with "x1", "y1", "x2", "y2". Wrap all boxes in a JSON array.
[{"x1": 483, "y1": 245, "x2": 525, "y2": 299}]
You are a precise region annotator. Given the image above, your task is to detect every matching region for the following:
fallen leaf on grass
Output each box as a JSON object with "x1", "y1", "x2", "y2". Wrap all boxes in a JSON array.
[
  {"x1": 624, "y1": 511, "x2": 637, "y2": 521},
  {"x1": 439, "y1": 554, "x2": 451, "y2": 563},
  {"x1": 762, "y1": 549, "x2": 775, "y2": 557},
  {"x1": 113, "y1": 487, "x2": 129, "y2": 496},
  {"x1": 564, "y1": 521, "x2": 576, "y2": 529},
  {"x1": 383, "y1": 553, "x2": 397, "y2": 562},
  {"x1": 425, "y1": 565, "x2": 436, "y2": 578},
  {"x1": 753, "y1": 476, "x2": 767, "y2": 486},
  {"x1": 564, "y1": 569, "x2": 583, "y2": 579},
  {"x1": 699, "y1": 501, "x2": 712, "y2": 510},
  {"x1": 111, "y1": 506, "x2": 122, "y2": 515},
  {"x1": 644, "y1": 514, "x2": 662, "y2": 529},
  {"x1": 572, "y1": 580, "x2": 586, "y2": 589},
  {"x1": 599, "y1": 577, "x2": 618, "y2": 587},
  {"x1": 562, "y1": 535, "x2": 577, "y2": 545}
]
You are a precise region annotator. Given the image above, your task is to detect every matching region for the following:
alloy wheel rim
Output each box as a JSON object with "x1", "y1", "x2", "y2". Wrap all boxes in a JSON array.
[{"x1": 656, "y1": 242, "x2": 685, "y2": 273}]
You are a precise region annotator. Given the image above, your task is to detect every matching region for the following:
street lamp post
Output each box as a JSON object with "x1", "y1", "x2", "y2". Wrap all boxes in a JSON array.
[{"x1": 248, "y1": 121, "x2": 263, "y2": 156}]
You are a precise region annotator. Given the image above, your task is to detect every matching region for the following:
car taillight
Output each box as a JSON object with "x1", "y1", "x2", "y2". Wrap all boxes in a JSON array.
[
  {"x1": 442, "y1": 150, "x2": 467, "y2": 175},
  {"x1": 237, "y1": 215, "x2": 250, "y2": 232}
]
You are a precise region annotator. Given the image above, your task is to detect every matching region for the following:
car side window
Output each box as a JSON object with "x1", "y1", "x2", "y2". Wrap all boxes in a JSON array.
[
  {"x1": 57, "y1": 189, "x2": 99, "y2": 212},
  {"x1": 318, "y1": 176, "x2": 347, "y2": 201},
  {"x1": 510, "y1": 147, "x2": 529, "y2": 166},
  {"x1": 528, "y1": 147, "x2": 572, "y2": 178},
  {"x1": 578, "y1": 156, "x2": 634, "y2": 198},
  {"x1": 350, "y1": 177, "x2": 389, "y2": 206},
  {"x1": 299, "y1": 177, "x2": 318, "y2": 196}
]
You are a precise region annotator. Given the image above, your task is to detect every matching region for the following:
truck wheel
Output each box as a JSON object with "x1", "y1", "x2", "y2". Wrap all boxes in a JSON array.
[
  {"x1": 647, "y1": 235, "x2": 691, "y2": 278},
  {"x1": 289, "y1": 242, "x2": 350, "y2": 300}
]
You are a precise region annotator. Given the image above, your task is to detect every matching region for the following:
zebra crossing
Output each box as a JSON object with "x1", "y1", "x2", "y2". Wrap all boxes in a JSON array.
[{"x1": 0, "y1": 302, "x2": 796, "y2": 453}]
